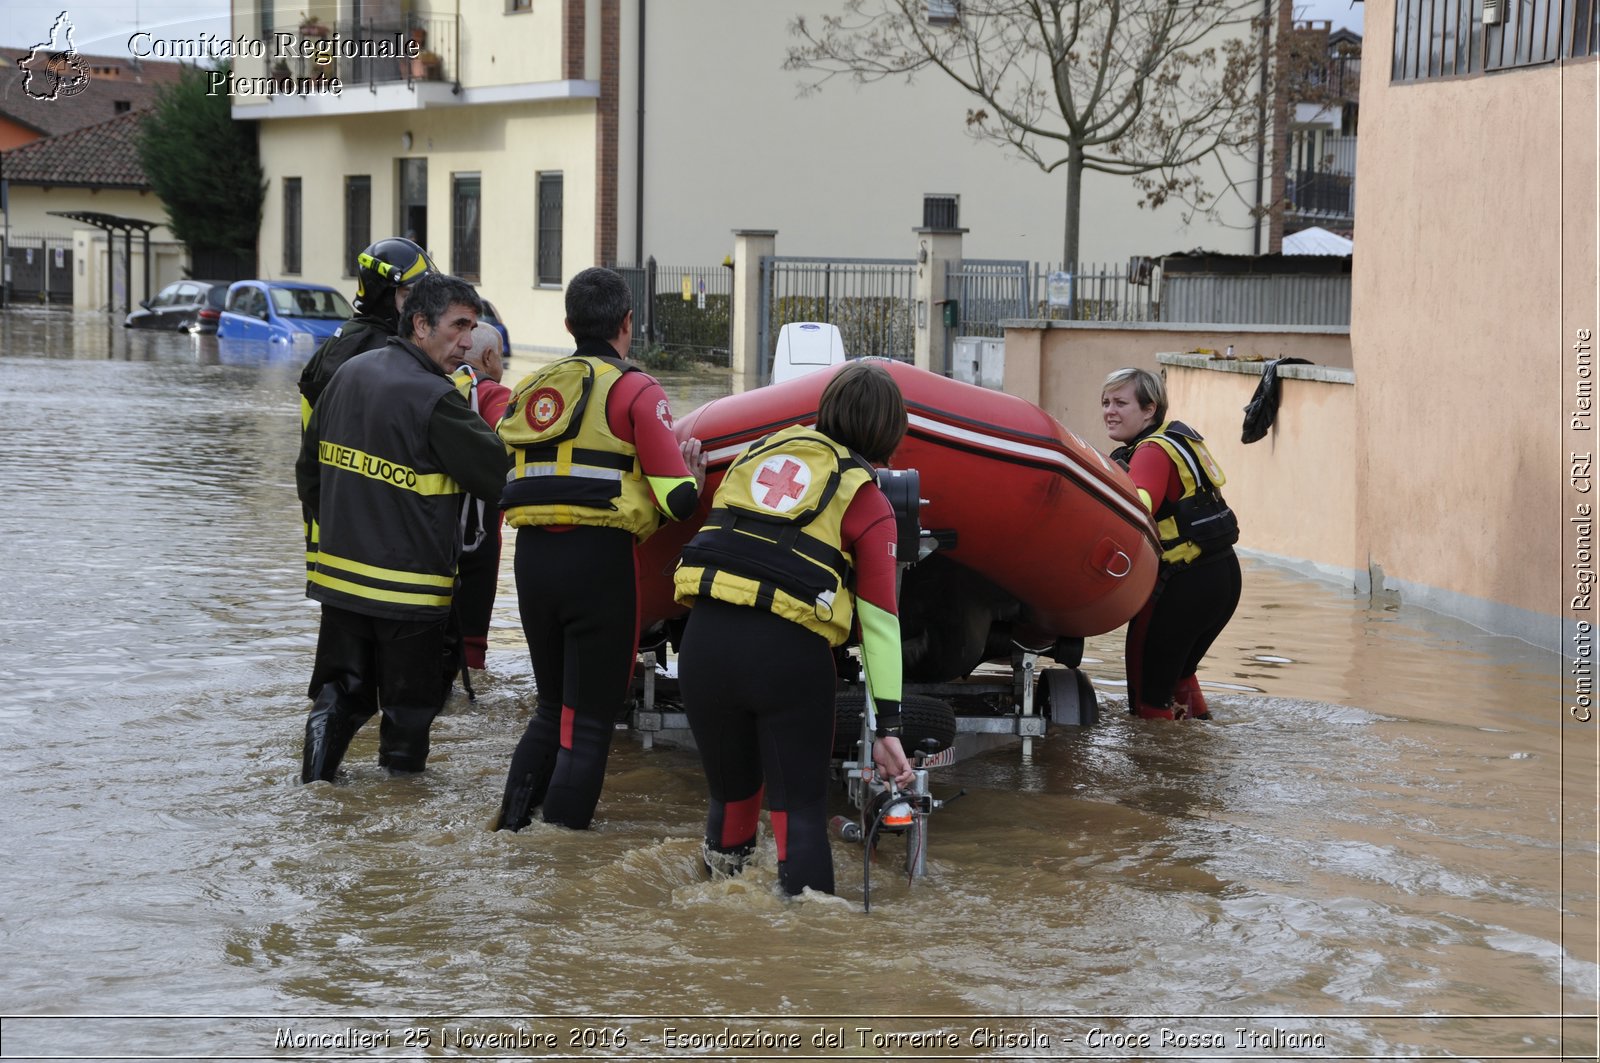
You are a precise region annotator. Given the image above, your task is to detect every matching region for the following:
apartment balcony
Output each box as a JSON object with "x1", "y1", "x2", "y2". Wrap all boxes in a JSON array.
[{"x1": 231, "y1": 7, "x2": 596, "y2": 122}]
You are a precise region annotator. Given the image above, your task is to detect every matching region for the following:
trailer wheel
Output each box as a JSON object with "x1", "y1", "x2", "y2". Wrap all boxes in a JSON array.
[
  {"x1": 1042, "y1": 666, "x2": 1100, "y2": 726},
  {"x1": 833, "y1": 692, "x2": 958, "y2": 759}
]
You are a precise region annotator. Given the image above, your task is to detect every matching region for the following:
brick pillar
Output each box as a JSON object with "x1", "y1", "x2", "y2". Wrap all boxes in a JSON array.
[
  {"x1": 563, "y1": 0, "x2": 585, "y2": 80},
  {"x1": 595, "y1": 0, "x2": 619, "y2": 266}
]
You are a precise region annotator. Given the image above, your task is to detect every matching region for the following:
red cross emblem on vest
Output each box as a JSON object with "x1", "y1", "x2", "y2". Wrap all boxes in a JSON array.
[{"x1": 753, "y1": 455, "x2": 809, "y2": 512}]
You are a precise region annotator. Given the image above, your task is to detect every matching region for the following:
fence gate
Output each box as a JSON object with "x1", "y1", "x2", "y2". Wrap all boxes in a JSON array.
[
  {"x1": 758, "y1": 255, "x2": 917, "y2": 384},
  {"x1": 612, "y1": 257, "x2": 733, "y2": 365},
  {"x1": 945, "y1": 259, "x2": 1030, "y2": 339},
  {"x1": 4, "y1": 234, "x2": 73, "y2": 305}
]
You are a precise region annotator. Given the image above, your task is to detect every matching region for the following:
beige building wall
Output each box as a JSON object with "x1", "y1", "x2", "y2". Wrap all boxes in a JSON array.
[
  {"x1": 1351, "y1": 0, "x2": 1595, "y2": 649},
  {"x1": 615, "y1": 0, "x2": 1270, "y2": 268},
  {"x1": 2, "y1": 187, "x2": 175, "y2": 241},
  {"x1": 1001, "y1": 321, "x2": 1350, "y2": 433},
  {"x1": 254, "y1": 99, "x2": 599, "y2": 354},
  {"x1": 1162, "y1": 356, "x2": 1361, "y2": 582}
]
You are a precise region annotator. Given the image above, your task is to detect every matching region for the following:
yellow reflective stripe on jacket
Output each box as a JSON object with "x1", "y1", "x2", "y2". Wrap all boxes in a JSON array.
[
  {"x1": 309, "y1": 549, "x2": 455, "y2": 608},
  {"x1": 305, "y1": 571, "x2": 453, "y2": 609},
  {"x1": 316, "y1": 550, "x2": 456, "y2": 588},
  {"x1": 318, "y1": 440, "x2": 462, "y2": 496}
]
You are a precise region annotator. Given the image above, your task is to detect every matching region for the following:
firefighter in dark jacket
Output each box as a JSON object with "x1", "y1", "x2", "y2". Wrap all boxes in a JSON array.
[
  {"x1": 296, "y1": 273, "x2": 511, "y2": 783},
  {"x1": 297, "y1": 237, "x2": 436, "y2": 424}
]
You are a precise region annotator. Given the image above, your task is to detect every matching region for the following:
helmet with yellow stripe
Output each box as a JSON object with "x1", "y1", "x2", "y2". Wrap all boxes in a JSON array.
[{"x1": 355, "y1": 237, "x2": 436, "y2": 312}]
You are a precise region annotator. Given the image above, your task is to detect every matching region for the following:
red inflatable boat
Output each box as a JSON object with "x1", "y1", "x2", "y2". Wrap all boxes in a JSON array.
[{"x1": 636, "y1": 359, "x2": 1159, "y2": 683}]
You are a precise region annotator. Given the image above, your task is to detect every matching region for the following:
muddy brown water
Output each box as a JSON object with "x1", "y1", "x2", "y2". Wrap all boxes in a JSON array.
[{"x1": 0, "y1": 308, "x2": 1593, "y2": 1059}]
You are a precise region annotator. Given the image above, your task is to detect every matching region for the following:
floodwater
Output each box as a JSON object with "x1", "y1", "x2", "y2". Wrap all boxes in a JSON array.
[{"x1": 0, "y1": 307, "x2": 1595, "y2": 1060}]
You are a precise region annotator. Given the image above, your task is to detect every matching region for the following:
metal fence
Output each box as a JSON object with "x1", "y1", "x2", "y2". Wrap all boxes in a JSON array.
[
  {"x1": 2, "y1": 234, "x2": 74, "y2": 305},
  {"x1": 1161, "y1": 273, "x2": 1351, "y2": 326},
  {"x1": 951, "y1": 258, "x2": 1350, "y2": 332},
  {"x1": 613, "y1": 258, "x2": 733, "y2": 365},
  {"x1": 758, "y1": 256, "x2": 917, "y2": 382},
  {"x1": 949, "y1": 260, "x2": 1160, "y2": 337}
]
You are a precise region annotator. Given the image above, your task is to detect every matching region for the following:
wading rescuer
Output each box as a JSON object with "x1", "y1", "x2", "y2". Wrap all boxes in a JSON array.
[
  {"x1": 449, "y1": 324, "x2": 514, "y2": 676},
  {"x1": 1101, "y1": 367, "x2": 1241, "y2": 721},
  {"x1": 492, "y1": 267, "x2": 705, "y2": 832},
  {"x1": 298, "y1": 237, "x2": 436, "y2": 422},
  {"x1": 296, "y1": 274, "x2": 510, "y2": 782},
  {"x1": 296, "y1": 238, "x2": 436, "y2": 582},
  {"x1": 673, "y1": 360, "x2": 915, "y2": 896}
]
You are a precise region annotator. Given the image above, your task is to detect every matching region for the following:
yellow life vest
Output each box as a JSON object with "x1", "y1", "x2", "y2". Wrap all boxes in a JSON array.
[
  {"x1": 674, "y1": 425, "x2": 875, "y2": 646},
  {"x1": 498, "y1": 354, "x2": 660, "y2": 541},
  {"x1": 1135, "y1": 420, "x2": 1239, "y2": 565}
]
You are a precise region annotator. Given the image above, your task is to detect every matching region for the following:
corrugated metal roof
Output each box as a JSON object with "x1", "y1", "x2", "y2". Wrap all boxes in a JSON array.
[{"x1": 1283, "y1": 226, "x2": 1355, "y2": 255}]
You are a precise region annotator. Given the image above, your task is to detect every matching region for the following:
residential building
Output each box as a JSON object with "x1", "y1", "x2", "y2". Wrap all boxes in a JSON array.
[
  {"x1": 0, "y1": 111, "x2": 187, "y2": 308},
  {"x1": 232, "y1": 1, "x2": 1284, "y2": 356},
  {"x1": 0, "y1": 48, "x2": 188, "y2": 306},
  {"x1": 1350, "y1": 0, "x2": 1595, "y2": 647},
  {"x1": 1279, "y1": 21, "x2": 1361, "y2": 245},
  {"x1": 0, "y1": 47, "x2": 184, "y2": 150}
]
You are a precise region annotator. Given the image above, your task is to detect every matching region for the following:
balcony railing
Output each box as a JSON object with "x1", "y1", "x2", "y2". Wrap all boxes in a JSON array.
[{"x1": 283, "y1": 14, "x2": 458, "y2": 89}]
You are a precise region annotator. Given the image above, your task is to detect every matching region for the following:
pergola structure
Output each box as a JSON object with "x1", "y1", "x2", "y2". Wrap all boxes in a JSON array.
[{"x1": 46, "y1": 210, "x2": 162, "y2": 313}]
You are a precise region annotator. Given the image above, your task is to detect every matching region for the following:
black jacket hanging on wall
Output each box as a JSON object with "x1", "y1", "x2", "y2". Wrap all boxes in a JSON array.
[{"x1": 1241, "y1": 357, "x2": 1313, "y2": 444}]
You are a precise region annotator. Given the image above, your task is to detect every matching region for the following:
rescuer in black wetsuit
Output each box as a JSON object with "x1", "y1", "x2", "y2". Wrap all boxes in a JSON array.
[
  {"x1": 492, "y1": 267, "x2": 705, "y2": 831},
  {"x1": 673, "y1": 361, "x2": 916, "y2": 896}
]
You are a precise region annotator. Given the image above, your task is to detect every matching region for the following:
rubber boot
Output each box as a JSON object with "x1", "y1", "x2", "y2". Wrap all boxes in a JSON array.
[
  {"x1": 301, "y1": 685, "x2": 366, "y2": 783},
  {"x1": 1174, "y1": 675, "x2": 1210, "y2": 720},
  {"x1": 377, "y1": 703, "x2": 438, "y2": 774},
  {"x1": 1134, "y1": 701, "x2": 1177, "y2": 720},
  {"x1": 492, "y1": 706, "x2": 561, "y2": 831}
]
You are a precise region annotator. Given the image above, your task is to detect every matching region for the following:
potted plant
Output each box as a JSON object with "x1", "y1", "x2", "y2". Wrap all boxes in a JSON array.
[
  {"x1": 410, "y1": 50, "x2": 441, "y2": 80},
  {"x1": 271, "y1": 59, "x2": 293, "y2": 90},
  {"x1": 298, "y1": 12, "x2": 330, "y2": 38}
]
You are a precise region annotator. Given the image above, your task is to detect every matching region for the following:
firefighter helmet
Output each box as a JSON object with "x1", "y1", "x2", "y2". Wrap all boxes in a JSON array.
[{"x1": 355, "y1": 237, "x2": 436, "y2": 303}]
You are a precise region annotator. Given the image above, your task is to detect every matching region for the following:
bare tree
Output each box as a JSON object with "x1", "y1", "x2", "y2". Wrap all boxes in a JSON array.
[{"x1": 786, "y1": 0, "x2": 1275, "y2": 267}]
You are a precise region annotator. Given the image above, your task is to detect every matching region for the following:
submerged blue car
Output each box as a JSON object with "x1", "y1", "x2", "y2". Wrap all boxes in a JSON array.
[{"x1": 216, "y1": 280, "x2": 354, "y2": 351}]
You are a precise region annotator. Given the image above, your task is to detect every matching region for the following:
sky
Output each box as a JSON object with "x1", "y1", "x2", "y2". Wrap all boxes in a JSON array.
[{"x1": 2, "y1": 0, "x2": 1365, "y2": 54}]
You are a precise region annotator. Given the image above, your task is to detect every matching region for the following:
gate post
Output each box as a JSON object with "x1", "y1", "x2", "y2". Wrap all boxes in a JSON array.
[
  {"x1": 913, "y1": 224, "x2": 964, "y2": 374},
  {"x1": 730, "y1": 229, "x2": 775, "y2": 394}
]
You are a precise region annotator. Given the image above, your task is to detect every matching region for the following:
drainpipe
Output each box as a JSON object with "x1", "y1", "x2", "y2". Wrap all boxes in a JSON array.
[
  {"x1": 1252, "y1": 0, "x2": 1271, "y2": 255},
  {"x1": 634, "y1": 0, "x2": 646, "y2": 267}
]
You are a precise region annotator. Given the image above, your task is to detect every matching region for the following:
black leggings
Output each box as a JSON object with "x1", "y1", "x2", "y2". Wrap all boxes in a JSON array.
[
  {"x1": 1125, "y1": 550, "x2": 1242, "y2": 712},
  {"x1": 454, "y1": 533, "x2": 502, "y2": 670},
  {"x1": 677, "y1": 597, "x2": 838, "y2": 896},
  {"x1": 499, "y1": 525, "x2": 639, "y2": 830}
]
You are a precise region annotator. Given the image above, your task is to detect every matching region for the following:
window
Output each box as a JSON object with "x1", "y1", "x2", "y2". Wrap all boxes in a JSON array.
[
  {"x1": 113, "y1": 100, "x2": 130, "y2": 113},
  {"x1": 283, "y1": 177, "x2": 302, "y2": 274},
  {"x1": 344, "y1": 176, "x2": 371, "y2": 278},
  {"x1": 507, "y1": 0, "x2": 532, "y2": 10},
  {"x1": 398, "y1": 158, "x2": 428, "y2": 248},
  {"x1": 1392, "y1": 0, "x2": 1598, "y2": 80},
  {"x1": 927, "y1": 0, "x2": 959, "y2": 25},
  {"x1": 536, "y1": 172, "x2": 563, "y2": 286},
  {"x1": 451, "y1": 173, "x2": 482, "y2": 281}
]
